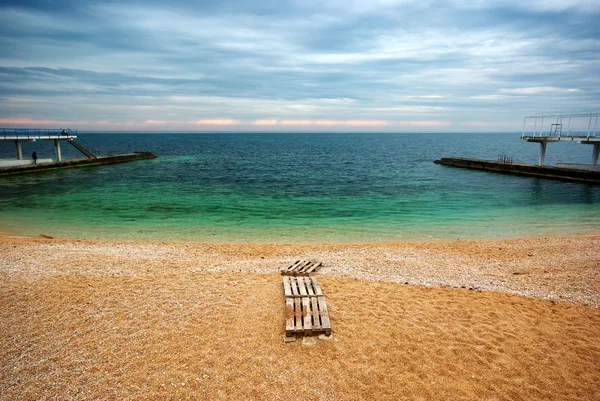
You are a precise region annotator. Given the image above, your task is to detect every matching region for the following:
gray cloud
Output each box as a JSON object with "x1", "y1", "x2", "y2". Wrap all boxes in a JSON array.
[{"x1": 0, "y1": 0, "x2": 598, "y2": 131}]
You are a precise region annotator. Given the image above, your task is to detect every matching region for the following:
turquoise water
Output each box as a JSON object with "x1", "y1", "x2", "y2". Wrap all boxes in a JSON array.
[{"x1": 1, "y1": 132, "x2": 599, "y2": 242}]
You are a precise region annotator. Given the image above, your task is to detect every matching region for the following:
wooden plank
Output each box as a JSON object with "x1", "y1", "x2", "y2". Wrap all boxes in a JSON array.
[
  {"x1": 299, "y1": 261, "x2": 313, "y2": 273},
  {"x1": 282, "y1": 260, "x2": 323, "y2": 276},
  {"x1": 297, "y1": 277, "x2": 308, "y2": 297},
  {"x1": 285, "y1": 297, "x2": 295, "y2": 336},
  {"x1": 305, "y1": 261, "x2": 322, "y2": 274},
  {"x1": 298, "y1": 260, "x2": 312, "y2": 273},
  {"x1": 290, "y1": 277, "x2": 300, "y2": 297},
  {"x1": 305, "y1": 279, "x2": 315, "y2": 297},
  {"x1": 311, "y1": 277, "x2": 323, "y2": 296},
  {"x1": 287, "y1": 260, "x2": 302, "y2": 272},
  {"x1": 317, "y1": 297, "x2": 331, "y2": 335},
  {"x1": 302, "y1": 297, "x2": 312, "y2": 334},
  {"x1": 294, "y1": 298, "x2": 303, "y2": 333},
  {"x1": 298, "y1": 261, "x2": 313, "y2": 273},
  {"x1": 282, "y1": 276, "x2": 293, "y2": 297},
  {"x1": 288, "y1": 261, "x2": 301, "y2": 276},
  {"x1": 310, "y1": 297, "x2": 321, "y2": 331},
  {"x1": 281, "y1": 260, "x2": 301, "y2": 275}
]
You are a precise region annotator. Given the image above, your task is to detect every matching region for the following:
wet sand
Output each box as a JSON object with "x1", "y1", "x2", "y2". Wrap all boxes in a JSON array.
[{"x1": 1, "y1": 235, "x2": 599, "y2": 400}]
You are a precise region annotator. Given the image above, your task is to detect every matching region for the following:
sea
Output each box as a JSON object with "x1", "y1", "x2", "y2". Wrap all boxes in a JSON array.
[{"x1": 1, "y1": 132, "x2": 599, "y2": 242}]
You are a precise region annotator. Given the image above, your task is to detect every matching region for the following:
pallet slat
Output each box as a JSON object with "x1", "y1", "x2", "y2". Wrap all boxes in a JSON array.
[
  {"x1": 281, "y1": 260, "x2": 298, "y2": 275},
  {"x1": 282, "y1": 276, "x2": 292, "y2": 297},
  {"x1": 298, "y1": 261, "x2": 313, "y2": 273},
  {"x1": 298, "y1": 277, "x2": 308, "y2": 297},
  {"x1": 310, "y1": 297, "x2": 321, "y2": 331},
  {"x1": 306, "y1": 280, "x2": 315, "y2": 297},
  {"x1": 311, "y1": 277, "x2": 323, "y2": 296},
  {"x1": 285, "y1": 298, "x2": 295, "y2": 335},
  {"x1": 318, "y1": 297, "x2": 331, "y2": 335},
  {"x1": 281, "y1": 260, "x2": 323, "y2": 276},
  {"x1": 290, "y1": 277, "x2": 299, "y2": 297},
  {"x1": 306, "y1": 262, "x2": 322, "y2": 274},
  {"x1": 287, "y1": 260, "x2": 302, "y2": 273},
  {"x1": 294, "y1": 298, "x2": 302, "y2": 333},
  {"x1": 302, "y1": 297, "x2": 312, "y2": 334}
]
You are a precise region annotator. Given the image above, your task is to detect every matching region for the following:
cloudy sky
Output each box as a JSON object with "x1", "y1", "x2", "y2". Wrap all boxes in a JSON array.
[{"x1": 0, "y1": 0, "x2": 599, "y2": 132}]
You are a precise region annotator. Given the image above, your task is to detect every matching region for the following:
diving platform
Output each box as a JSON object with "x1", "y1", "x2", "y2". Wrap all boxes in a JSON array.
[
  {"x1": 521, "y1": 113, "x2": 599, "y2": 166},
  {"x1": 434, "y1": 112, "x2": 600, "y2": 183},
  {"x1": 0, "y1": 128, "x2": 157, "y2": 175},
  {"x1": 1, "y1": 128, "x2": 86, "y2": 162}
]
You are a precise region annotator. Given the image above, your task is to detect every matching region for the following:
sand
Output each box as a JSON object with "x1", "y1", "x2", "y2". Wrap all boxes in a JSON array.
[{"x1": 1, "y1": 235, "x2": 599, "y2": 400}]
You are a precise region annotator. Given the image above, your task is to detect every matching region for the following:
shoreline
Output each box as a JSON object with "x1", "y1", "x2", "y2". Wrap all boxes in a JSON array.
[
  {"x1": 2, "y1": 225, "x2": 599, "y2": 244},
  {"x1": 2, "y1": 206, "x2": 599, "y2": 245}
]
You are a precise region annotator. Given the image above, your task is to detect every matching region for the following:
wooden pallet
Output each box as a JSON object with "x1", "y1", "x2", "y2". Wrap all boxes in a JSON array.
[
  {"x1": 282, "y1": 276, "x2": 323, "y2": 298},
  {"x1": 281, "y1": 260, "x2": 323, "y2": 276},
  {"x1": 283, "y1": 276, "x2": 331, "y2": 336}
]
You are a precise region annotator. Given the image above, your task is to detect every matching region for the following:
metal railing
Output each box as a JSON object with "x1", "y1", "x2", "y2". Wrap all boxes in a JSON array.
[
  {"x1": 1, "y1": 128, "x2": 78, "y2": 140},
  {"x1": 521, "y1": 113, "x2": 598, "y2": 139}
]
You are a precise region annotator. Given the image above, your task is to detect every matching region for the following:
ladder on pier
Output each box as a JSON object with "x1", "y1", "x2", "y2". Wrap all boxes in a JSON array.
[{"x1": 68, "y1": 139, "x2": 97, "y2": 159}]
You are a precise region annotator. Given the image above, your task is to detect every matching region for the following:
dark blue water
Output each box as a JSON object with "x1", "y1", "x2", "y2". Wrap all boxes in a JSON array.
[{"x1": 1, "y1": 132, "x2": 598, "y2": 242}]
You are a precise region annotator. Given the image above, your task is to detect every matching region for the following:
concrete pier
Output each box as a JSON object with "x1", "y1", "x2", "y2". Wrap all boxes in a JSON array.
[
  {"x1": 53, "y1": 139, "x2": 62, "y2": 161},
  {"x1": 14, "y1": 140, "x2": 23, "y2": 159},
  {"x1": 589, "y1": 142, "x2": 599, "y2": 167},
  {"x1": 434, "y1": 157, "x2": 600, "y2": 184},
  {"x1": 0, "y1": 152, "x2": 157, "y2": 176},
  {"x1": 539, "y1": 141, "x2": 547, "y2": 165}
]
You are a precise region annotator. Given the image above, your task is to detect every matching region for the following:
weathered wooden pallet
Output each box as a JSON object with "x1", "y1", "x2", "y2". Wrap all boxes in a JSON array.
[
  {"x1": 285, "y1": 296, "x2": 331, "y2": 336},
  {"x1": 282, "y1": 276, "x2": 323, "y2": 298},
  {"x1": 283, "y1": 276, "x2": 331, "y2": 336},
  {"x1": 281, "y1": 260, "x2": 323, "y2": 276}
]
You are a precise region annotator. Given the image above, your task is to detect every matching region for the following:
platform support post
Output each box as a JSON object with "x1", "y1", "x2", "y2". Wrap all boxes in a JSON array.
[
  {"x1": 593, "y1": 143, "x2": 599, "y2": 167},
  {"x1": 14, "y1": 140, "x2": 23, "y2": 160},
  {"x1": 539, "y1": 141, "x2": 547, "y2": 166},
  {"x1": 54, "y1": 139, "x2": 62, "y2": 162}
]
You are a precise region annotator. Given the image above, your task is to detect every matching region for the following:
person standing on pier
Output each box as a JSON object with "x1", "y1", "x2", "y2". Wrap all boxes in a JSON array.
[{"x1": 32, "y1": 151, "x2": 37, "y2": 164}]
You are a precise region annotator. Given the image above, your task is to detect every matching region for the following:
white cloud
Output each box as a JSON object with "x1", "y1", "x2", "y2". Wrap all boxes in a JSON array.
[
  {"x1": 453, "y1": 0, "x2": 600, "y2": 12},
  {"x1": 469, "y1": 94, "x2": 514, "y2": 100},
  {"x1": 500, "y1": 87, "x2": 581, "y2": 94},
  {"x1": 373, "y1": 106, "x2": 450, "y2": 113}
]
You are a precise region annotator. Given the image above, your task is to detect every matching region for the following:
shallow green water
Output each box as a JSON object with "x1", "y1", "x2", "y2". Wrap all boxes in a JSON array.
[{"x1": 1, "y1": 132, "x2": 598, "y2": 242}]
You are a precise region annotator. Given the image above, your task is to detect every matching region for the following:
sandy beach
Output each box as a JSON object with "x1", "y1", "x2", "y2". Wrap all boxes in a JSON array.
[{"x1": 1, "y1": 234, "x2": 599, "y2": 400}]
